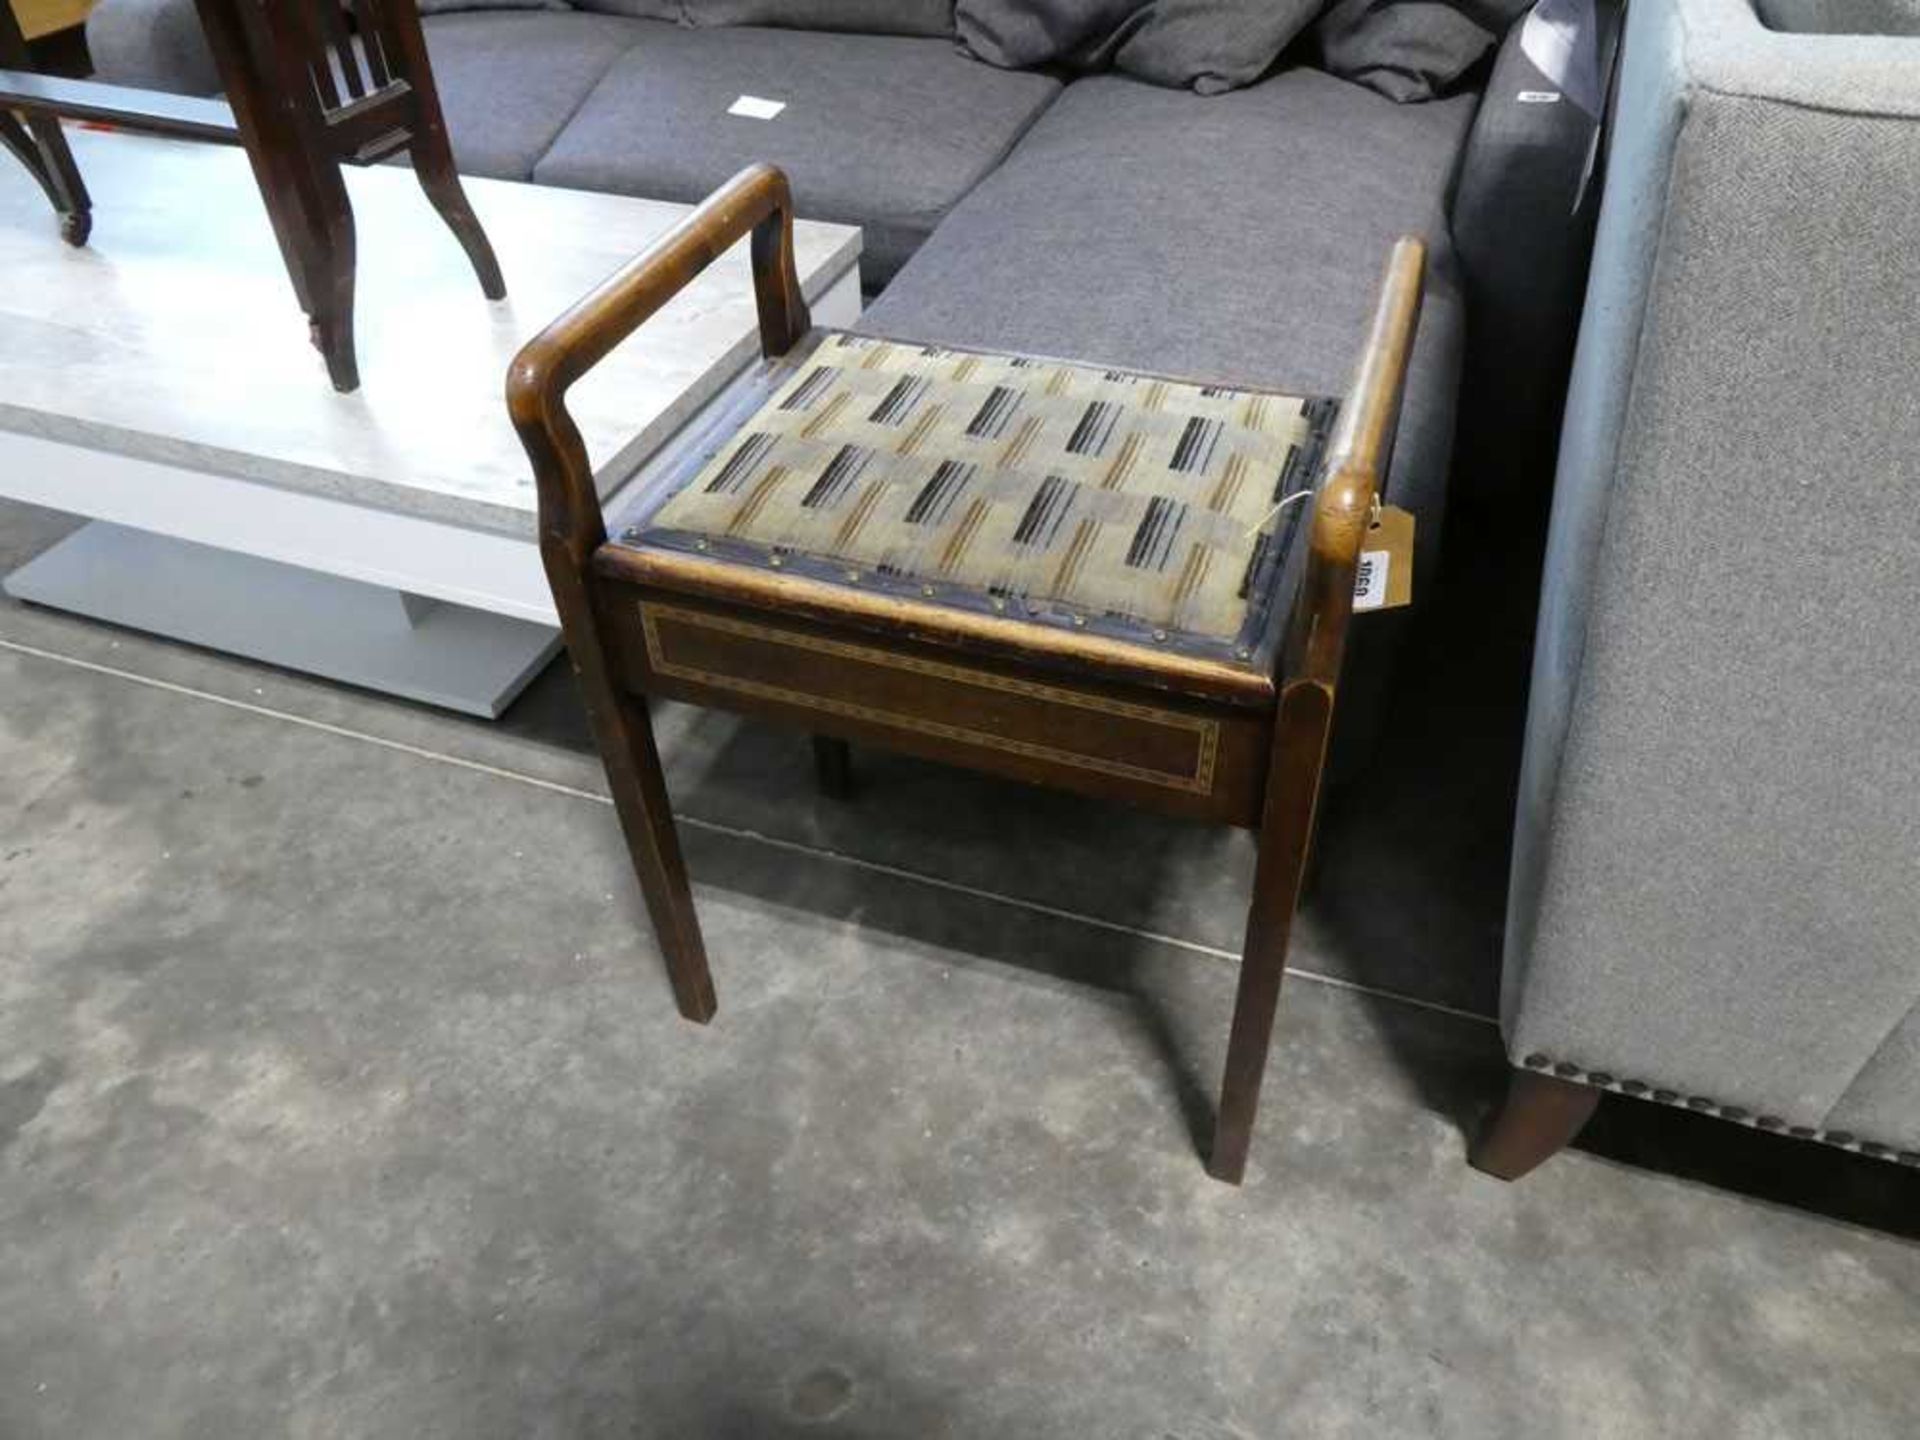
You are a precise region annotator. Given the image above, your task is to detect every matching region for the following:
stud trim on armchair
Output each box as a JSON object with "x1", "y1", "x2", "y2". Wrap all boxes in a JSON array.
[{"x1": 1515, "y1": 1052, "x2": 1920, "y2": 1167}]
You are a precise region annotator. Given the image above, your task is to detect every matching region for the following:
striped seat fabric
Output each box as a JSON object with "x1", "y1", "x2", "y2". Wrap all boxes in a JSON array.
[{"x1": 627, "y1": 332, "x2": 1337, "y2": 657}]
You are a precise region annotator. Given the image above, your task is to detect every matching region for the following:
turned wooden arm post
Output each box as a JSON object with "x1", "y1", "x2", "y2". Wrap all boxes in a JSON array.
[
  {"x1": 1209, "y1": 237, "x2": 1426, "y2": 1184},
  {"x1": 503, "y1": 166, "x2": 808, "y2": 1027},
  {"x1": 1286, "y1": 235, "x2": 1427, "y2": 689},
  {"x1": 507, "y1": 163, "x2": 812, "y2": 568}
]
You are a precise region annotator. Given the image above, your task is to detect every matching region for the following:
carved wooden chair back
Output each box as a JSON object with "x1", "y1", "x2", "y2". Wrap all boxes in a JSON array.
[{"x1": 1, "y1": 0, "x2": 503, "y2": 390}]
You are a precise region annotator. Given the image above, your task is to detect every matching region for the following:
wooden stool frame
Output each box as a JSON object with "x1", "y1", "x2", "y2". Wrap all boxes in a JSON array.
[
  {"x1": 0, "y1": 0, "x2": 503, "y2": 391},
  {"x1": 510, "y1": 164, "x2": 1424, "y2": 1184}
]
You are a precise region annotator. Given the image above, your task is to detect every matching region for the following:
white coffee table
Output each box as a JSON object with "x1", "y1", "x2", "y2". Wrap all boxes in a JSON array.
[{"x1": 0, "y1": 129, "x2": 862, "y2": 715}]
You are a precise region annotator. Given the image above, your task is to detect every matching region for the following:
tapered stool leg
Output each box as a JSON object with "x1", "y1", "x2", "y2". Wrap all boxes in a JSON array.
[
  {"x1": 1208, "y1": 682, "x2": 1334, "y2": 1185},
  {"x1": 595, "y1": 688, "x2": 717, "y2": 1022},
  {"x1": 537, "y1": 534, "x2": 715, "y2": 1022}
]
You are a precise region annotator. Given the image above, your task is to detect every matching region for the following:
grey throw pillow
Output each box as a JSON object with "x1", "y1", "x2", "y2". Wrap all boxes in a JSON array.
[
  {"x1": 955, "y1": 0, "x2": 1136, "y2": 70},
  {"x1": 956, "y1": 1, "x2": 1324, "y2": 95},
  {"x1": 682, "y1": 1, "x2": 956, "y2": 34},
  {"x1": 569, "y1": 0, "x2": 686, "y2": 18},
  {"x1": 417, "y1": 0, "x2": 573, "y2": 12},
  {"x1": 1312, "y1": 0, "x2": 1529, "y2": 101}
]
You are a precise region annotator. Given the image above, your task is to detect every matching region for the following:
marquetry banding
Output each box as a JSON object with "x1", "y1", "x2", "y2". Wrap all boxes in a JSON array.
[{"x1": 642, "y1": 603, "x2": 1221, "y2": 795}]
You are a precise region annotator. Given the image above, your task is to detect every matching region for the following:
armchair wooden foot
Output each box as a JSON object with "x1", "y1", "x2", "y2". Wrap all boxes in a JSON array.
[
  {"x1": 510, "y1": 164, "x2": 1426, "y2": 1184},
  {"x1": 1470, "y1": 1067, "x2": 1601, "y2": 1180}
]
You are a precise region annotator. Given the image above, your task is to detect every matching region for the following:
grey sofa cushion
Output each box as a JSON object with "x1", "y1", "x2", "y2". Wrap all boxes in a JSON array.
[
  {"x1": 859, "y1": 68, "x2": 1476, "y2": 567},
  {"x1": 533, "y1": 26, "x2": 1061, "y2": 283},
  {"x1": 956, "y1": 0, "x2": 1323, "y2": 93},
  {"x1": 1314, "y1": 0, "x2": 1528, "y2": 101},
  {"x1": 684, "y1": 1, "x2": 955, "y2": 35},
  {"x1": 86, "y1": 0, "x2": 222, "y2": 96},
  {"x1": 418, "y1": 12, "x2": 656, "y2": 180}
]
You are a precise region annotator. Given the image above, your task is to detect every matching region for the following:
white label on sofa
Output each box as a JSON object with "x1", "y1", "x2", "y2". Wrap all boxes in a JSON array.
[
  {"x1": 1517, "y1": 90, "x2": 1562, "y2": 104},
  {"x1": 1521, "y1": 0, "x2": 1603, "y2": 116},
  {"x1": 1353, "y1": 552, "x2": 1389, "y2": 612},
  {"x1": 728, "y1": 95, "x2": 787, "y2": 120}
]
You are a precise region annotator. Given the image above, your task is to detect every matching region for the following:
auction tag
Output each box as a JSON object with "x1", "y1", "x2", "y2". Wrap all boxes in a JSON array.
[
  {"x1": 728, "y1": 95, "x2": 787, "y2": 120},
  {"x1": 1353, "y1": 505, "x2": 1414, "y2": 612}
]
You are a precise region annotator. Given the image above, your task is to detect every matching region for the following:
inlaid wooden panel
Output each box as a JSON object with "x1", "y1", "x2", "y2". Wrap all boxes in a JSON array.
[{"x1": 602, "y1": 590, "x2": 1269, "y2": 825}]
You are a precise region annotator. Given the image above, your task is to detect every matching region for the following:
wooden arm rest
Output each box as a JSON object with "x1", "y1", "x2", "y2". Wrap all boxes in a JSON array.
[
  {"x1": 1290, "y1": 236, "x2": 1426, "y2": 687},
  {"x1": 508, "y1": 163, "x2": 811, "y2": 562}
]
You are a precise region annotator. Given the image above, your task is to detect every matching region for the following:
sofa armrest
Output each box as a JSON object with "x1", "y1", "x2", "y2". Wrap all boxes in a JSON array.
[
  {"x1": 1683, "y1": 0, "x2": 1920, "y2": 111},
  {"x1": 1504, "y1": 0, "x2": 1920, "y2": 1148},
  {"x1": 1448, "y1": 0, "x2": 1623, "y2": 504},
  {"x1": 87, "y1": 0, "x2": 220, "y2": 96}
]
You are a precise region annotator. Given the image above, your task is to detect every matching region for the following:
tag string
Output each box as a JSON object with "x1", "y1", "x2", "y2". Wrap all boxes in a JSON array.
[{"x1": 1243, "y1": 487, "x2": 1315, "y2": 539}]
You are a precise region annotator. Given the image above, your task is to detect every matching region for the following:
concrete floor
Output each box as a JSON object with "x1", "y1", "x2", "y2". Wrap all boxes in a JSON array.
[{"x1": 1, "y1": 498, "x2": 1916, "y2": 1438}]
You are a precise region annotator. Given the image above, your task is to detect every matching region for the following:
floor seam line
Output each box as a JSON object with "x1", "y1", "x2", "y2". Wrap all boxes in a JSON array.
[{"x1": 0, "y1": 633, "x2": 1498, "y2": 1029}]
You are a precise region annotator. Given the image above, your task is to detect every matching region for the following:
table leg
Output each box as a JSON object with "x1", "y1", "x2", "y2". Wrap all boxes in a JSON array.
[{"x1": 0, "y1": 109, "x2": 91, "y2": 245}]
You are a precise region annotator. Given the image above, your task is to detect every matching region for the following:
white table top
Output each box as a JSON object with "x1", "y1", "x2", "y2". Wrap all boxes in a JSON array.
[{"x1": 0, "y1": 130, "x2": 862, "y2": 536}]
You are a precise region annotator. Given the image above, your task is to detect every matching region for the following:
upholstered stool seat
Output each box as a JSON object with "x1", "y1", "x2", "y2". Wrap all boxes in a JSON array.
[
  {"x1": 620, "y1": 331, "x2": 1338, "y2": 665},
  {"x1": 511, "y1": 165, "x2": 1426, "y2": 1184}
]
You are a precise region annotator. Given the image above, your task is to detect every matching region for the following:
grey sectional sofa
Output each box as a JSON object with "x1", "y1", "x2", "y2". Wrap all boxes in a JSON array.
[{"x1": 87, "y1": 0, "x2": 1594, "y2": 607}]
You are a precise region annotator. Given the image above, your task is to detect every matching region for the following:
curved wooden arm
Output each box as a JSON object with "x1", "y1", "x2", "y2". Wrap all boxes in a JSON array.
[
  {"x1": 1288, "y1": 236, "x2": 1426, "y2": 687},
  {"x1": 507, "y1": 163, "x2": 812, "y2": 562}
]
